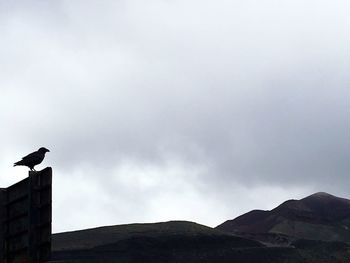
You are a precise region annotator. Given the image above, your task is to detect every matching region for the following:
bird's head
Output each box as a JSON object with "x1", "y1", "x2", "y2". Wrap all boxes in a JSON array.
[{"x1": 38, "y1": 147, "x2": 50, "y2": 153}]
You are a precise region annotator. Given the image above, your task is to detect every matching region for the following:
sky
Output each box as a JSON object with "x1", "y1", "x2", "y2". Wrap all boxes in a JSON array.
[{"x1": 2, "y1": 0, "x2": 350, "y2": 233}]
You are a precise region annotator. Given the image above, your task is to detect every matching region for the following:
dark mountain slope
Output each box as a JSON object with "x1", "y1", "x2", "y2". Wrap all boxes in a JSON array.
[
  {"x1": 47, "y1": 193, "x2": 350, "y2": 262},
  {"x1": 49, "y1": 220, "x2": 350, "y2": 263},
  {"x1": 51, "y1": 221, "x2": 264, "y2": 263},
  {"x1": 216, "y1": 192, "x2": 350, "y2": 243},
  {"x1": 53, "y1": 221, "x2": 261, "y2": 251}
]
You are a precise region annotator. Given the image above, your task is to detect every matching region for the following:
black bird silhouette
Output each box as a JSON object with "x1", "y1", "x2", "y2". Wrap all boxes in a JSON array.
[{"x1": 14, "y1": 147, "x2": 50, "y2": 171}]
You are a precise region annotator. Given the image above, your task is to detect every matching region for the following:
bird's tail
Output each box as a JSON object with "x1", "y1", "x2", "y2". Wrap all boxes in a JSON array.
[{"x1": 13, "y1": 161, "x2": 21, "y2": 167}]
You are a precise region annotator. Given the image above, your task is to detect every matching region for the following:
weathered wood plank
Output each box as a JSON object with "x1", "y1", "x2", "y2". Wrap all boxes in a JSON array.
[{"x1": 1, "y1": 168, "x2": 52, "y2": 263}]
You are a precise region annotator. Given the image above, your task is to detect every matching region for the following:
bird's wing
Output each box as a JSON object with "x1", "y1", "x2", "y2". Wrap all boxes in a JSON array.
[{"x1": 21, "y1": 151, "x2": 42, "y2": 163}]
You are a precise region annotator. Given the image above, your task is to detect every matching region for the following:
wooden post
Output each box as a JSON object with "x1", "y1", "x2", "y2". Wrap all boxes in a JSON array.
[
  {"x1": 29, "y1": 168, "x2": 52, "y2": 263},
  {"x1": 1, "y1": 167, "x2": 52, "y2": 263},
  {"x1": 0, "y1": 188, "x2": 7, "y2": 263}
]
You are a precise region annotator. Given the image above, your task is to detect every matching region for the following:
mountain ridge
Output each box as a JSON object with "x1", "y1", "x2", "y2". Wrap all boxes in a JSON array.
[
  {"x1": 48, "y1": 192, "x2": 350, "y2": 262},
  {"x1": 216, "y1": 192, "x2": 350, "y2": 244}
]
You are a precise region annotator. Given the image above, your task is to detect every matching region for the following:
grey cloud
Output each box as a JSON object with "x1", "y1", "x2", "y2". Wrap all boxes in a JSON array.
[{"x1": 2, "y1": 0, "x2": 350, "y2": 231}]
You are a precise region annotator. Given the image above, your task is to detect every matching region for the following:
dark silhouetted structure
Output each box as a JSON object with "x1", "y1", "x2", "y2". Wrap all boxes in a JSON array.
[
  {"x1": 0, "y1": 168, "x2": 52, "y2": 263},
  {"x1": 13, "y1": 147, "x2": 50, "y2": 171}
]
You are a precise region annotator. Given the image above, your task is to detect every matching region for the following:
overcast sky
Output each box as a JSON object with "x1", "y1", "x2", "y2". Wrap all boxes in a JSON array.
[{"x1": 2, "y1": 0, "x2": 350, "y2": 233}]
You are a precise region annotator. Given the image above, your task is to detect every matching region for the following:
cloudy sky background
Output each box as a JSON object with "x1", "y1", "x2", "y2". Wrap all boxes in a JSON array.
[{"x1": 2, "y1": 0, "x2": 350, "y2": 233}]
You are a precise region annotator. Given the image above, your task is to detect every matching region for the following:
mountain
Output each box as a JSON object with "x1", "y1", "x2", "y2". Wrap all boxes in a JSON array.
[
  {"x1": 49, "y1": 220, "x2": 350, "y2": 263},
  {"x1": 47, "y1": 193, "x2": 350, "y2": 262},
  {"x1": 51, "y1": 221, "x2": 266, "y2": 263},
  {"x1": 52, "y1": 220, "x2": 262, "y2": 251},
  {"x1": 216, "y1": 192, "x2": 350, "y2": 244}
]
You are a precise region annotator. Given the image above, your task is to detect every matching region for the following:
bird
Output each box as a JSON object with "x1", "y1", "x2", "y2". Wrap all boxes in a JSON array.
[{"x1": 14, "y1": 147, "x2": 50, "y2": 171}]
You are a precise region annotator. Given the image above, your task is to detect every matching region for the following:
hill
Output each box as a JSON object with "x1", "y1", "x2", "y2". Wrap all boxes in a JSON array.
[
  {"x1": 51, "y1": 221, "x2": 265, "y2": 263},
  {"x1": 50, "y1": 219, "x2": 350, "y2": 263},
  {"x1": 216, "y1": 192, "x2": 350, "y2": 245}
]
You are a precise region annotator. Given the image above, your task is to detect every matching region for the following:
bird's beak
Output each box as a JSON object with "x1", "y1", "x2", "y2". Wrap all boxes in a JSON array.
[{"x1": 47, "y1": 149, "x2": 50, "y2": 152}]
